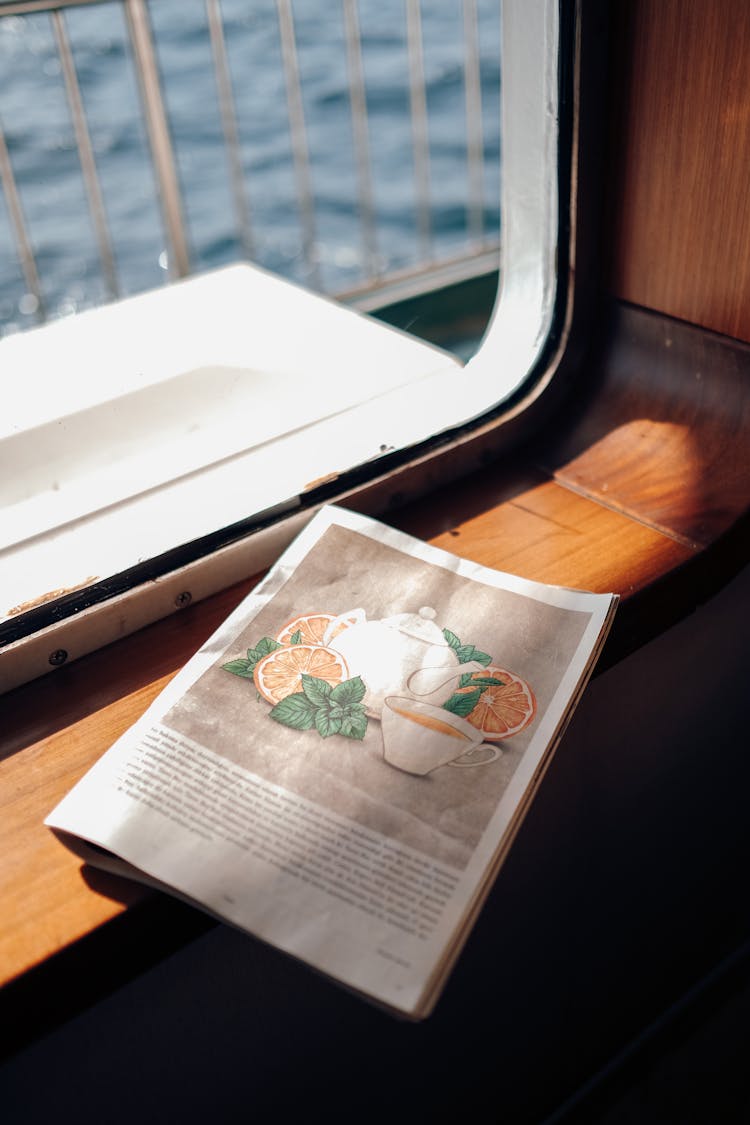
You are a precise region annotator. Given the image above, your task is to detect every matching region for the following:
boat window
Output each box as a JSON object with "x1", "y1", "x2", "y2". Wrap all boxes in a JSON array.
[
  {"x1": 0, "y1": 0, "x2": 575, "y2": 690},
  {"x1": 0, "y1": 0, "x2": 501, "y2": 341}
]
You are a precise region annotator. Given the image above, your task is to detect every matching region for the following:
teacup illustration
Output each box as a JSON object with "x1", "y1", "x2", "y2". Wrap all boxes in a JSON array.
[{"x1": 381, "y1": 697, "x2": 501, "y2": 776}]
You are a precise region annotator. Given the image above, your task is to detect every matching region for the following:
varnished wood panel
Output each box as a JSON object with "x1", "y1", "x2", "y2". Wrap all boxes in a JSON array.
[
  {"x1": 1, "y1": 482, "x2": 692, "y2": 993},
  {"x1": 1, "y1": 580, "x2": 258, "y2": 985},
  {"x1": 406, "y1": 481, "x2": 691, "y2": 595},
  {"x1": 608, "y1": 0, "x2": 750, "y2": 341},
  {"x1": 544, "y1": 305, "x2": 750, "y2": 548},
  {"x1": 3, "y1": 306, "x2": 749, "y2": 1037},
  {"x1": 2, "y1": 578, "x2": 257, "y2": 762}
]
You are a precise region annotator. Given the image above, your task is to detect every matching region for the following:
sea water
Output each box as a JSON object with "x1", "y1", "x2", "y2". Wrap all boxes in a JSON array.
[{"x1": 0, "y1": 0, "x2": 500, "y2": 335}]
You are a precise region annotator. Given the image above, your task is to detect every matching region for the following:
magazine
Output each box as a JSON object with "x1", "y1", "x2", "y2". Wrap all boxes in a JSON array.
[{"x1": 46, "y1": 505, "x2": 618, "y2": 1018}]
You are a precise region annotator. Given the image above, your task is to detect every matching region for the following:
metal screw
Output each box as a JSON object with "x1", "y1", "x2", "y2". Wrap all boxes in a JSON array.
[
  {"x1": 174, "y1": 591, "x2": 192, "y2": 608},
  {"x1": 49, "y1": 649, "x2": 68, "y2": 666}
]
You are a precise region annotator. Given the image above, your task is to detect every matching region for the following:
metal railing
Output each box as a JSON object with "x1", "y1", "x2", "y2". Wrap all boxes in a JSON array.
[{"x1": 0, "y1": 0, "x2": 500, "y2": 329}]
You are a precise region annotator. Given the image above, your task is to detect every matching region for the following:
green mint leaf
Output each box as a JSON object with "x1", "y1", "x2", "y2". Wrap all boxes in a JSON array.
[
  {"x1": 222, "y1": 658, "x2": 256, "y2": 679},
  {"x1": 455, "y1": 643, "x2": 492, "y2": 666},
  {"x1": 254, "y1": 636, "x2": 282, "y2": 659},
  {"x1": 243, "y1": 636, "x2": 283, "y2": 675},
  {"x1": 290, "y1": 629, "x2": 303, "y2": 645},
  {"x1": 443, "y1": 628, "x2": 492, "y2": 667},
  {"x1": 340, "y1": 709, "x2": 368, "y2": 740},
  {"x1": 269, "y1": 693, "x2": 317, "y2": 731},
  {"x1": 443, "y1": 628, "x2": 461, "y2": 651},
  {"x1": 222, "y1": 637, "x2": 283, "y2": 682},
  {"x1": 315, "y1": 709, "x2": 343, "y2": 738},
  {"x1": 300, "y1": 673, "x2": 332, "y2": 707},
  {"x1": 456, "y1": 671, "x2": 503, "y2": 691},
  {"x1": 330, "y1": 675, "x2": 366, "y2": 706},
  {"x1": 442, "y1": 688, "x2": 481, "y2": 717}
]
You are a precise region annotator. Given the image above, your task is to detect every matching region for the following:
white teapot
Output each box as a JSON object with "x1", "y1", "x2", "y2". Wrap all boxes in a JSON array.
[{"x1": 323, "y1": 605, "x2": 462, "y2": 717}]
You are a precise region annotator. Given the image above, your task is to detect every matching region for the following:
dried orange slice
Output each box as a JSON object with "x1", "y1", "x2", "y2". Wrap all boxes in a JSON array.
[
  {"x1": 275, "y1": 612, "x2": 337, "y2": 647},
  {"x1": 458, "y1": 665, "x2": 536, "y2": 741},
  {"x1": 275, "y1": 611, "x2": 360, "y2": 647},
  {"x1": 254, "y1": 643, "x2": 349, "y2": 705}
]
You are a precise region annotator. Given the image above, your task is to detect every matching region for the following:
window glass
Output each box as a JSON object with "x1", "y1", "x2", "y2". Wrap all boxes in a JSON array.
[
  {"x1": 0, "y1": 0, "x2": 501, "y2": 334},
  {"x1": 0, "y1": 0, "x2": 565, "y2": 687}
]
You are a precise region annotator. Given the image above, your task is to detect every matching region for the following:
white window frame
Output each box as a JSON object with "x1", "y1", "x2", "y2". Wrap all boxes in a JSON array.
[{"x1": 1, "y1": 0, "x2": 585, "y2": 693}]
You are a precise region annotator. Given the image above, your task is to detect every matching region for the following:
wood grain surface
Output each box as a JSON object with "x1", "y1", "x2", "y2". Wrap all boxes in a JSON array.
[
  {"x1": 608, "y1": 0, "x2": 750, "y2": 341},
  {"x1": 0, "y1": 479, "x2": 693, "y2": 995},
  {"x1": 544, "y1": 305, "x2": 750, "y2": 548},
  {"x1": 4, "y1": 293, "x2": 750, "y2": 1022}
]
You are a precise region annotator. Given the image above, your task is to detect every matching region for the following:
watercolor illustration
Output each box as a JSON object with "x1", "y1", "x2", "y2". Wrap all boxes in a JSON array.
[{"x1": 222, "y1": 605, "x2": 536, "y2": 777}]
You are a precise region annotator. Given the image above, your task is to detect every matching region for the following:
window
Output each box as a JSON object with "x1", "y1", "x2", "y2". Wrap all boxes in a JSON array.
[{"x1": 0, "y1": 0, "x2": 583, "y2": 691}]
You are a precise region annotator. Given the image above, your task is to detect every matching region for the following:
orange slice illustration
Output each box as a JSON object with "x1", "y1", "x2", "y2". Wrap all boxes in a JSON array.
[
  {"x1": 275, "y1": 612, "x2": 337, "y2": 647},
  {"x1": 275, "y1": 611, "x2": 359, "y2": 647},
  {"x1": 254, "y1": 644, "x2": 349, "y2": 705},
  {"x1": 457, "y1": 666, "x2": 536, "y2": 741}
]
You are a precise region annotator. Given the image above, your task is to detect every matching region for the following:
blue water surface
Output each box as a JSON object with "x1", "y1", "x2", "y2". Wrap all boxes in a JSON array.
[{"x1": 0, "y1": 0, "x2": 500, "y2": 335}]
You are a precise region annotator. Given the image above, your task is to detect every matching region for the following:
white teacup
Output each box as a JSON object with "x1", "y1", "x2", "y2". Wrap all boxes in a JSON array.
[{"x1": 381, "y1": 696, "x2": 500, "y2": 776}]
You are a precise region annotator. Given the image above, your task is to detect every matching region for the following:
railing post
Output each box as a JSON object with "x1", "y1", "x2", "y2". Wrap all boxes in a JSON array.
[
  {"x1": 0, "y1": 119, "x2": 44, "y2": 323},
  {"x1": 406, "y1": 0, "x2": 431, "y2": 262},
  {"x1": 52, "y1": 8, "x2": 119, "y2": 299},
  {"x1": 343, "y1": 0, "x2": 378, "y2": 282},
  {"x1": 206, "y1": 0, "x2": 254, "y2": 260},
  {"x1": 275, "y1": 0, "x2": 320, "y2": 289},
  {"x1": 124, "y1": 0, "x2": 190, "y2": 279},
  {"x1": 463, "y1": 0, "x2": 485, "y2": 246}
]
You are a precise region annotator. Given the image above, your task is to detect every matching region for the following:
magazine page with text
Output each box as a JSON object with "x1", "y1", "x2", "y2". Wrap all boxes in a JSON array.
[{"x1": 46, "y1": 506, "x2": 617, "y2": 1016}]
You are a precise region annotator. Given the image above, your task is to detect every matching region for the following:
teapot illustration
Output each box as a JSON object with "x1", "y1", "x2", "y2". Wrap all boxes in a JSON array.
[{"x1": 323, "y1": 605, "x2": 479, "y2": 717}]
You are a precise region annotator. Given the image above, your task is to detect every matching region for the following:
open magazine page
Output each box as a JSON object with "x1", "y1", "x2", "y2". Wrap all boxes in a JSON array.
[{"x1": 46, "y1": 506, "x2": 617, "y2": 1016}]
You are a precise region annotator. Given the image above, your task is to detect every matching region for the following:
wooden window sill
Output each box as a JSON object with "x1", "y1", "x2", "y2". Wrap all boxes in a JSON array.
[{"x1": 2, "y1": 301, "x2": 748, "y2": 1054}]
